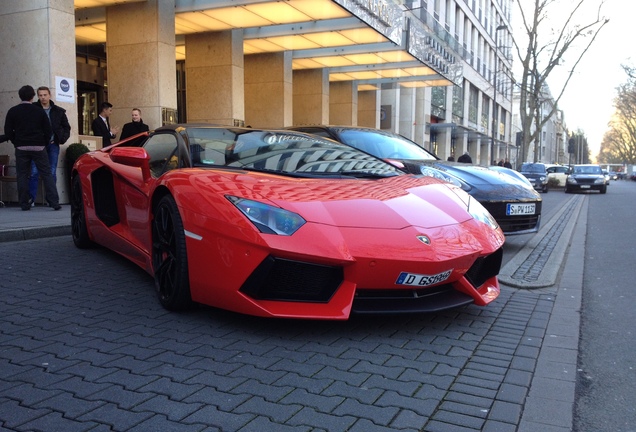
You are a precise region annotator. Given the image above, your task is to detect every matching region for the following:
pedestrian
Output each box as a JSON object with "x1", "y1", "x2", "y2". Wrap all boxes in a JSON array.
[
  {"x1": 504, "y1": 159, "x2": 512, "y2": 168},
  {"x1": 119, "y1": 108, "x2": 149, "y2": 141},
  {"x1": 3, "y1": 85, "x2": 61, "y2": 211},
  {"x1": 447, "y1": 155, "x2": 455, "y2": 161},
  {"x1": 91, "y1": 102, "x2": 119, "y2": 147},
  {"x1": 498, "y1": 159, "x2": 504, "y2": 166},
  {"x1": 28, "y1": 86, "x2": 71, "y2": 205},
  {"x1": 457, "y1": 151, "x2": 472, "y2": 163}
]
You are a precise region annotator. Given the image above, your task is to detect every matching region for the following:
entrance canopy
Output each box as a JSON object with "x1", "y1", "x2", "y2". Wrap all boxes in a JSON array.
[{"x1": 74, "y1": 0, "x2": 462, "y2": 89}]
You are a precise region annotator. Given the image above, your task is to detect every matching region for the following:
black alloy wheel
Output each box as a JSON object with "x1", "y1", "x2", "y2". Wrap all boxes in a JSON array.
[
  {"x1": 152, "y1": 195, "x2": 192, "y2": 310},
  {"x1": 71, "y1": 174, "x2": 93, "y2": 248}
]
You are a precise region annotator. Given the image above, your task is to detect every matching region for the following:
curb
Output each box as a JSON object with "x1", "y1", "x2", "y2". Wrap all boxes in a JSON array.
[
  {"x1": 0, "y1": 225, "x2": 71, "y2": 243},
  {"x1": 499, "y1": 194, "x2": 585, "y2": 288}
]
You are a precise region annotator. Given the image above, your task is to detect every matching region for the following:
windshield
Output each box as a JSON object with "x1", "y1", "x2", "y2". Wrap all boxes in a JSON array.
[
  {"x1": 573, "y1": 165, "x2": 603, "y2": 174},
  {"x1": 336, "y1": 129, "x2": 438, "y2": 161},
  {"x1": 185, "y1": 128, "x2": 401, "y2": 177},
  {"x1": 521, "y1": 163, "x2": 546, "y2": 173}
]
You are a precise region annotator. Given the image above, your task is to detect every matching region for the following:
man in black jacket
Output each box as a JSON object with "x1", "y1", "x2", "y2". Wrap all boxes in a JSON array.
[
  {"x1": 4, "y1": 85, "x2": 60, "y2": 210},
  {"x1": 119, "y1": 108, "x2": 150, "y2": 141},
  {"x1": 29, "y1": 86, "x2": 71, "y2": 204},
  {"x1": 91, "y1": 102, "x2": 119, "y2": 147}
]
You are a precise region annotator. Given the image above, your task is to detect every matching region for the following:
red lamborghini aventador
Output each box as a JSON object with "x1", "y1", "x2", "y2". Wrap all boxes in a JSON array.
[{"x1": 70, "y1": 125, "x2": 505, "y2": 319}]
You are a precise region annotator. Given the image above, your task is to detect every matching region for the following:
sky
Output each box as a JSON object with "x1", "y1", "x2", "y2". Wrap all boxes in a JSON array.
[{"x1": 512, "y1": 0, "x2": 633, "y2": 159}]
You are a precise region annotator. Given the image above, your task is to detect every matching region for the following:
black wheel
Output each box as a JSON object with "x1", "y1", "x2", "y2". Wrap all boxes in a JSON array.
[
  {"x1": 565, "y1": 187, "x2": 571, "y2": 194},
  {"x1": 600, "y1": 185, "x2": 607, "y2": 194},
  {"x1": 152, "y1": 195, "x2": 192, "y2": 310},
  {"x1": 543, "y1": 185, "x2": 549, "y2": 193},
  {"x1": 71, "y1": 174, "x2": 93, "y2": 248}
]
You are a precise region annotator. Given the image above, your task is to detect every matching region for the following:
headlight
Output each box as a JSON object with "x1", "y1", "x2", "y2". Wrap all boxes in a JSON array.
[
  {"x1": 594, "y1": 178, "x2": 605, "y2": 184},
  {"x1": 567, "y1": 177, "x2": 577, "y2": 184},
  {"x1": 227, "y1": 196, "x2": 305, "y2": 235},
  {"x1": 467, "y1": 196, "x2": 499, "y2": 230},
  {"x1": 539, "y1": 176, "x2": 546, "y2": 182},
  {"x1": 420, "y1": 166, "x2": 472, "y2": 192}
]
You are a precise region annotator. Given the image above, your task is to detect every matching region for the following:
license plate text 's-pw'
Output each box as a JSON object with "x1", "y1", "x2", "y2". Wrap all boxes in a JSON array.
[{"x1": 506, "y1": 203, "x2": 535, "y2": 216}]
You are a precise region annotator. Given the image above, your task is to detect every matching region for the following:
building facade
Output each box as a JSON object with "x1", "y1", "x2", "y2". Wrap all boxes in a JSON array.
[
  {"x1": 512, "y1": 82, "x2": 567, "y2": 165},
  {"x1": 0, "y1": 0, "x2": 513, "y2": 202}
]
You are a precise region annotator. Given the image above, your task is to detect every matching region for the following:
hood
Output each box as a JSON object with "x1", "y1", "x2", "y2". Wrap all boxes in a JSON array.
[
  {"x1": 190, "y1": 171, "x2": 474, "y2": 230},
  {"x1": 399, "y1": 160, "x2": 539, "y2": 200}
]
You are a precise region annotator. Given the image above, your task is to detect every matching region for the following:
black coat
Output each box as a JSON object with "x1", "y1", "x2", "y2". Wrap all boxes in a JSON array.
[
  {"x1": 91, "y1": 116, "x2": 116, "y2": 147},
  {"x1": 4, "y1": 103, "x2": 52, "y2": 147},
  {"x1": 33, "y1": 100, "x2": 71, "y2": 145},
  {"x1": 120, "y1": 120, "x2": 150, "y2": 141}
]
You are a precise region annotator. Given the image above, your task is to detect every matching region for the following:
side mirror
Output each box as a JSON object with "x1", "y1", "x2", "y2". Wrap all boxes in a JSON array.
[{"x1": 110, "y1": 146, "x2": 151, "y2": 182}]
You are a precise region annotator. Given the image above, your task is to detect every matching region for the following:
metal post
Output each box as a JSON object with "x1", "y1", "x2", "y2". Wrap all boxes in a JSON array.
[{"x1": 491, "y1": 25, "x2": 507, "y2": 165}]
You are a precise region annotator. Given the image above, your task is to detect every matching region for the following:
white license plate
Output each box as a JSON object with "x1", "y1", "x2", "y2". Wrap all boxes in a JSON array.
[
  {"x1": 580, "y1": 185, "x2": 590, "y2": 189},
  {"x1": 507, "y1": 203, "x2": 535, "y2": 215},
  {"x1": 396, "y1": 269, "x2": 453, "y2": 287}
]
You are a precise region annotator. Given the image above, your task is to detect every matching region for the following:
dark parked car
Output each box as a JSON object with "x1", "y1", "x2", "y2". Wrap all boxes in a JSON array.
[
  {"x1": 287, "y1": 125, "x2": 542, "y2": 235},
  {"x1": 520, "y1": 163, "x2": 549, "y2": 193},
  {"x1": 566, "y1": 164, "x2": 608, "y2": 194}
]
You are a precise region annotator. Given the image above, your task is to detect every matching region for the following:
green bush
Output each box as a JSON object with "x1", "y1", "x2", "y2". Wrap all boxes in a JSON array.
[
  {"x1": 547, "y1": 177, "x2": 561, "y2": 188},
  {"x1": 65, "y1": 143, "x2": 90, "y2": 166}
]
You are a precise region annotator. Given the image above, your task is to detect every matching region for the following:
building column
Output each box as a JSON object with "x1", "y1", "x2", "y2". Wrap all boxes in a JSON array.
[
  {"x1": 399, "y1": 87, "x2": 416, "y2": 141},
  {"x1": 0, "y1": 0, "x2": 78, "y2": 203},
  {"x1": 292, "y1": 69, "x2": 329, "y2": 125},
  {"x1": 358, "y1": 90, "x2": 380, "y2": 128},
  {"x1": 380, "y1": 85, "x2": 399, "y2": 131},
  {"x1": 413, "y1": 87, "x2": 430, "y2": 149},
  {"x1": 106, "y1": 0, "x2": 177, "y2": 133},
  {"x1": 245, "y1": 52, "x2": 293, "y2": 128},
  {"x1": 186, "y1": 30, "x2": 245, "y2": 125},
  {"x1": 462, "y1": 81, "x2": 476, "y2": 161},
  {"x1": 330, "y1": 81, "x2": 358, "y2": 126}
]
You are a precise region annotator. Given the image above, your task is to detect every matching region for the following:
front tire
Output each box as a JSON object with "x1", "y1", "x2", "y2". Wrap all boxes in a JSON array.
[
  {"x1": 71, "y1": 174, "x2": 93, "y2": 248},
  {"x1": 600, "y1": 185, "x2": 607, "y2": 194},
  {"x1": 152, "y1": 195, "x2": 192, "y2": 310}
]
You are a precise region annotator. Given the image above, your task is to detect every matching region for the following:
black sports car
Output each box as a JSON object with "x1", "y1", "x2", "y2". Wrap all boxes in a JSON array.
[{"x1": 287, "y1": 126, "x2": 542, "y2": 235}]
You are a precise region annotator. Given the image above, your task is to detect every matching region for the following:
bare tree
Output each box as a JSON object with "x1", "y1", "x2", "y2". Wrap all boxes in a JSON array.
[
  {"x1": 597, "y1": 65, "x2": 636, "y2": 164},
  {"x1": 513, "y1": 0, "x2": 609, "y2": 165}
]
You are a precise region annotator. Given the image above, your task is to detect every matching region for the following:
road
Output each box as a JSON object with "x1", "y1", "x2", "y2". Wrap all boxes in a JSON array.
[{"x1": 574, "y1": 179, "x2": 636, "y2": 431}]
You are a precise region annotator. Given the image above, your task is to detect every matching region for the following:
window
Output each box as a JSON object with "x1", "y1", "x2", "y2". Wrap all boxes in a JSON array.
[
  {"x1": 144, "y1": 133, "x2": 180, "y2": 177},
  {"x1": 468, "y1": 85, "x2": 478, "y2": 124},
  {"x1": 452, "y1": 84, "x2": 464, "y2": 120}
]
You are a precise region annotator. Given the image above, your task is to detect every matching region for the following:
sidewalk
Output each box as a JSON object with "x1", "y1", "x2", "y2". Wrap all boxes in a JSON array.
[
  {"x1": 0, "y1": 195, "x2": 587, "y2": 432},
  {"x1": 0, "y1": 203, "x2": 71, "y2": 243}
]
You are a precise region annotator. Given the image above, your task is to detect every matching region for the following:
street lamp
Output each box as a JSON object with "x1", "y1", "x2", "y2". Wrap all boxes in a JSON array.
[{"x1": 491, "y1": 24, "x2": 507, "y2": 165}]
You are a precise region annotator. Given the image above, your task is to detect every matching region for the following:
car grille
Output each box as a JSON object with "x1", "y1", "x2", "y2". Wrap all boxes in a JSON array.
[
  {"x1": 464, "y1": 247, "x2": 503, "y2": 288},
  {"x1": 240, "y1": 256, "x2": 343, "y2": 302},
  {"x1": 574, "y1": 177, "x2": 599, "y2": 185},
  {"x1": 352, "y1": 284, "x2": 474, "y2": 314},
  {"x1": 482, "y1": 201, "x2": 542, "y2": 233},
  {"x1": 352, "y1": 247, "x2": 503, "y2": 314}
]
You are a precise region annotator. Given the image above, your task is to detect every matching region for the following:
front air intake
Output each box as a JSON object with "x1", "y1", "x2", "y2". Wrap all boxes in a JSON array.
[{"x1": 240, "y1": 256, "x2": 343, "y2": 302}]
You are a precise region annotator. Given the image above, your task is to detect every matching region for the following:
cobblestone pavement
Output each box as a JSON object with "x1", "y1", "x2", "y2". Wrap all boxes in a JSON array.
[{"x1": 0, "y1": 199, "x2": 585, "y2": 432}]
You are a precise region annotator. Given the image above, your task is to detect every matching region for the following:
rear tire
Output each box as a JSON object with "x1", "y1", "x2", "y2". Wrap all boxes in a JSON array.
[
  {"x1": 152, "y1": 195, "x2": 192, "y2": 310},
  {"x1": 71, "y1": 174, "x2": 93, "y2": 248}
]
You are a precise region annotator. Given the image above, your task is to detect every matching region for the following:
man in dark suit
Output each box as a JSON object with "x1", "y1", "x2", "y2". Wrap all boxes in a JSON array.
[{"x1": 91, "y1": 102, "x2": 119, "y2": 147}]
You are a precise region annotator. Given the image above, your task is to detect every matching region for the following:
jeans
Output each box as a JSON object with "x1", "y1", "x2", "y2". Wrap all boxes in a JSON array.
[
  {"x1": 29, "y1": 143, "x2": 59, "y2": 201},
  {"x1": 16, "y1": 147, "x2": 59, "y2": 209}
]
